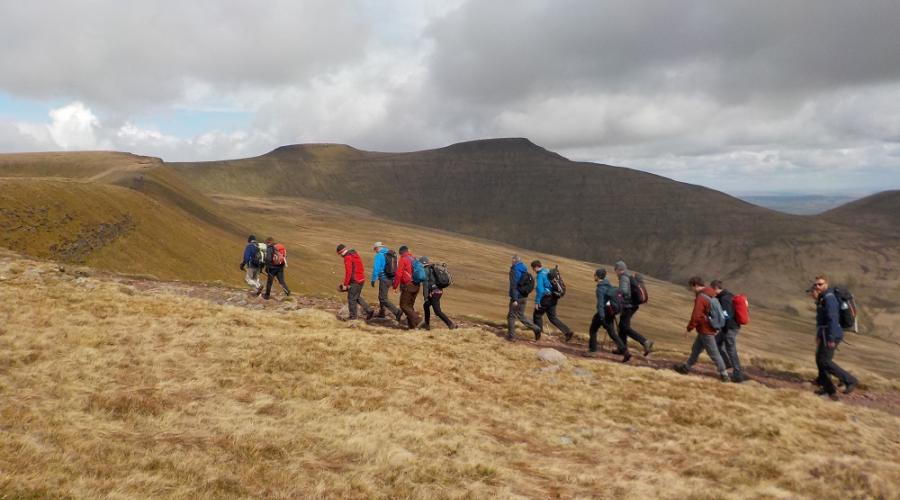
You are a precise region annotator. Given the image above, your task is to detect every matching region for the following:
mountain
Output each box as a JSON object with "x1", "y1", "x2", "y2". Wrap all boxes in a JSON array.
[
  {"x1": 170, "y1": 138, "x2": 900, "y2": 336},
  {"x1": 822, "y1": 190, "x2": 900, "y2": 238},
  {"x1": 738, "y1": 194, "x2": 858, "y2": 215}
]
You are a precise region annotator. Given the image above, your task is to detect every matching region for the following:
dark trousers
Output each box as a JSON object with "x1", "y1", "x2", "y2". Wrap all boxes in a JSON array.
[
  {"x1": 618, "y1": 306, "x2": 648, "y2": 347},
  {"x1": 346, "y1": 282, "x2": 371, "y2": 320},
  {"x1": 716, "y1": 327, "x2": 743, "y2": 373},
  {"x1": 399, "y1": 283, "x2": 421, "y2": 328},
  {"x1": 686, "y1": 333, "x2": 728, "y2": 374},
  {"x1": 424, "y1": 293, "x2": 453, "y2": 328},
  {"x1": 264, "y1": 267, "x2": 290, "y2": 298},
  {"x1": 816, "y1": 340, "x2": 857, "y2": 395},
  {"x1": 532, "y1": 297, "x2": 572, "y2": 335},
  {"x1": 589, "y1": 313, "x2": 627, "y2": 353},
  {"x1": 508, "y1": 299, "x2": 540, "y2": 338},
  {"x1": 377, "y1": 277, "x2": 401, "y2": 318}
]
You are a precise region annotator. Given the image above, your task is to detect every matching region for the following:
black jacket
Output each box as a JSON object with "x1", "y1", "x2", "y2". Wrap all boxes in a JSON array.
[{"x1": 716, "y1": 289, "x2": 739, "y2": 330}]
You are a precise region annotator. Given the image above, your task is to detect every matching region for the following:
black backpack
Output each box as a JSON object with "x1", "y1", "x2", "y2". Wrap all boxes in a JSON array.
[
  {"x1": 629, "y1": 273, "x2": 649, "y2": 305},
  {"x1": 433, "y1": 263, "x2": 453, "y2": 289},
  {"x1": 548, "y1": 266, "x2": 566, "y2": 298},
  {"x1": 383, "y1": 250, "x2": 398, "y2": 279},
  {"x1": 832, "y1": 288, "x2": 858, "y2": 330},
  {"x1": 517, "y1": 272, "x2": 535, "y2": 297},
  {"x1": 606, "y1": 289, "x2": 625, "y2": 317}
]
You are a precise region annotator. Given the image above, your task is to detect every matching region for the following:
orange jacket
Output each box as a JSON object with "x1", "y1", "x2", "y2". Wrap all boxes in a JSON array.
[{"x1": 687, "y1": 287, "x2": 719, "y2": 335}]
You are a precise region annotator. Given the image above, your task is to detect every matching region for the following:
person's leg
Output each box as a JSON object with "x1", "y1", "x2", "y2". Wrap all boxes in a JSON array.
[
  {"x1": 532, "y1": 307, "x2": 545, "y2": 334},
  {"x1": 588, "y1": 314, "x2": 602, "y2": 352},
  {"x1": 701, "y1": 334, "x2": 728, "y2": 375},
  {"x1": 431, "y1": 295, "x2": 453, "y2": 328},
  {"x1": 823, "y1": 341, "x2": 858, "y2": 388},
  {"x1": 379, "y1": 277, "x2": 401, "y2": 318},
  {"x1": 264, "y1": 271, "x2": 275, "y2": 298},
  {"x1": 715, "y1": 330, "x2": 733, "y2": 369},
  {"x1": 245, "y1": 266, "x2": 259, "y2": 289},
  {"x1": 276, "y1": 268, "x2": 290, "y2": 295},
  {"x1": 603, "y1": 315, "x2": 628, "y2": 353},
  {"x1": 347, "y1": 283, "x2": 362, "y2": 319},
  {"x1": 423, "y1": 298, "x2": 432, "y2": 327},
  {"x1": 407, "y1": 284, "x2": 421, "y2": 327},
  {"x1": 546, "y1": 303, "x2": 573, "y2": 336},
  {"x1": 399, "y1": 286, "x2": 416, "y2": 328},
  {"x1": 816, "y1": 340, "x2": 837, "y2": 394},
  {"x1": 724, "y1": 327, "x2": 742, "y2": 375},
  {"x1": 515, "y1": 301, "x2": 541, "y2": 334},
  {"x1": 352, "y1": 283, "x2": 371, "y2": 316},
  {"x1": 684, "y1": 334, "x2": 705, "y2": 368},
  {"x1": 619, "y1": 307, "x2": 648, "y2": 345},
  {"x1": 507, "y1": 300, "x2": 518, "y2": 338}
]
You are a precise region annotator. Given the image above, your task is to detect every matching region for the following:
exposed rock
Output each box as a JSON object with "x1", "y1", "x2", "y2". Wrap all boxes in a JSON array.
[
  {"x1": 337, "y1": 305, "x2": 350, "y2": 321},
  {"x1": 558, "y1": 435, "x2": 574, "y2": 446},
  {"x1": 537, "y1": 348, "x2": 567, "y2": 365},
  {"x1": 572, "y1": 367, "x2": 593, "y2": 378}
]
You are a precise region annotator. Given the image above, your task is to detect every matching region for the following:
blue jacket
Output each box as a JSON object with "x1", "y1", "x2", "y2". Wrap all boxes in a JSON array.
[
  {"x1": 817, "y1": 288, "x2": 844, "y2": 342},
  {"x1": 371, "y1": 247, "x2": 389, "y2": 284},
  {"x1": 534, "y1": 268, "x2": 551, "y2": 305},
  {"x1": 595, "y1": 279, "x2": 615, "y2": 320},
  {"x1": 242, "y1": 242, "x2": 257, "y2": 267},
  {"x1": 509, "y1": 261, "x2": 529, "y2": 301}
]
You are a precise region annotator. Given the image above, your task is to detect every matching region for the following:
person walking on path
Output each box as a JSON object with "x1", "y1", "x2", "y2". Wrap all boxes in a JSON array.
[
  {"x1": 585, "y1": 268, "x2": 630, "y2": 362},
  {"x1": 420, "y1": 256, "x2": 456, "y2": 330},
  {"x1": 711, "y1": 280, "x2": 745, "y2": 382},
  {"x1": 507, "y1": 255, "x2": 541, "y2": 342},
  {"x1": 531, "y1": 260, "x2": 574, "y2": 342},
  {"x1": 370, "y1": 242, "x2": 402, "y2": 322},
  {"x1": 392, "y1": 245, "x2": 423, "y2": 329},
  {"x1": 262, "y1": 237, "x2": 291, "y2": 300},
  {"x1": 811, "y1": 275, "x2": 858, "y2": 400},
  {"x1": 336, "y1": 244, "x2": 374, "y2": 321},
  {"x1": 615, "y1": 261, "x2": 654, "y2": 356},
  {"x1": 674, "y1": 277, "x2": 730, "y2": 382},
  {"x1": 239, "y1": 234, "x2": 263, "y2": 295}
]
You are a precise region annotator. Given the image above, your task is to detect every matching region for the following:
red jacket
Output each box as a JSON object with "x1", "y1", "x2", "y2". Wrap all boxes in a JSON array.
[
  {"x1": 687, "y1": 287, "x2": 719, "y2": 335},
  {"x1": 392, "y1": 253, "x2": 416, "y2": 289},
  {"x1": 342, "y1": 250, "x2": 366, "y2": 286}
]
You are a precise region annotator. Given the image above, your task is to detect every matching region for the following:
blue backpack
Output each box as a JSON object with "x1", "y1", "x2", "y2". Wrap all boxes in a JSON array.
[{"x1": 411, "y1": 257, "x2": 427, "y2": 284}]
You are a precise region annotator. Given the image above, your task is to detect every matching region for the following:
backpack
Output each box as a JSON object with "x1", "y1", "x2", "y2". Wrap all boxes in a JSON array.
[
  {"x1": 517, "y1": 272, "x2": 535, "y2": 297},
  {"x1": 832, "y1": 288, "x2": 858, "y2": 330},
  {"x1": 383, "y1": 250, "x2": 398, "y2": 279},
  {"x1": 252, "y1": 242, "x2": 267, "y2": 267},
  {"x1": 410, "y1": 256, "x2": 427, "y2": 284},
  {"x1": 606, "y1": 289, "x2": 625, "y2": 317},
  {"x1": 704, "y1": 294, "x2": 726, "y2": 330},
  {"x1": 629, "y1": 273, "x2": 649, "y2": 305},
  {"x1": 433, "y1": 263, "x2": 453, "y2": 289},
  {"x1": 733, "y1": 294, "x2": 750, "y2": 325},
  {"x1": 270, "y1": 243, "x2": 286, "y2": 266},
  {"x1": 548, "y1": 266, "x2": 566, "y2": 298}
]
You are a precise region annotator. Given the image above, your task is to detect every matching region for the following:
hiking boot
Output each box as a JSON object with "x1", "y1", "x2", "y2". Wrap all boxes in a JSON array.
[
  {"x1": 674, "y1": 363, "x2": 690, "y2": 375},
  {"x1": 564, "y1": 331, "x2": 574, "y2": 342},
  {"x1": 255, "y1": 286, "x2": 263, "y2": 297},
  {"x1": 284, "y1": 290, "x2": 291, "y2": 297},
  {"x1": 643, "y1": 340, "x2": 654, "y2": 357},
  {"x1": 611, "y1": 349, "x2": 627, "y2": 355},
  {"x1": 416, "y1": 320, "x2": 426, "y2": 330},
  {"x1": 395, "y1": 311, "x2": 404, "y2": 323},
  {"x1": 449, "y1": 323, "x2": 458, "y2": 330},
  {"x1": 814, "y1": 387, "x2": 831, "y2": 396},
  {"x1": 730, "y1": 371, "x2": 746, "y2": 383},
  {"x1": 506, "y1": 333, "x2": 517, "y2": 342},
  {"x1": 262, "y1": 294, "x2": 271, "y2": 300},
  {"x1": 534, "y1": 331, "x2": 542, "y2": 342},
  {"x1": 720, "y1": 373, "x2": 731, "y2": 383},
  {"x1": 622, "y1": 352, "x2": 632, "y2": 363},
  {"x1": 843, "y1": 381, "x2": 858, "y2": 395},
  {"x1": 366, "y1": 310, "x2": 375, "y2": 321},
  {"x1": 582, "y1": 351, "x2": 598, "y2": 358}
]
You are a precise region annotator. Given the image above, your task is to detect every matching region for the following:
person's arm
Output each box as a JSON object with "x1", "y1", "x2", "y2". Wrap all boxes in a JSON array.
[
  {"x1": 619, "y1": 274, "x2": 631, "y2": 299},
  {"x1": 596, "y1": 287, "x2": 606, "y2": 320},
  {"x1": 343, "y1": 256, "x2": 352, "y2": 287},
  {"x1": 510, "y1": 267, "x2": 520, "y2": 301},
  {"x1": 393, "y1": 257, "x2": 406, "y2": 289},
  {"x1": 371, "y1": 253, "x2": 384, "y2": 285},
  {"x1": 687, "y1": 295, "x2": 704, "y2": 332},
  {"x1": 242, "y1": 244, "x2": 253, "y2": 266},
  {"x1": 825, "y1": 294, "x2": 842, "y2": 342},
  {"x1": 535, "y1": 272, "x2": 547, "y2": 306}
]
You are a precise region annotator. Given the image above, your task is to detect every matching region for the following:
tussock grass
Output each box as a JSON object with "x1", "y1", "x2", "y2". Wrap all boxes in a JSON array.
[{"x1": 1, "y1": 257, "x2": 898, "y2": 499}]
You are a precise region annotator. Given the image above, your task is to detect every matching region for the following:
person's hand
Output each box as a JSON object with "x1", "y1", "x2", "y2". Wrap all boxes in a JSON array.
[
  {"x1": 512, "y1": 301, "x2": 518, "y2": 307},
  {"x1": 827, "y1": 341, "x2": 836, "y2": 349},
  {"x1": 240, "y1": 263, "x2": 245, "y2": 271},
  {"x1": 370, "y1": 281, "x2": 375, "y2": 288},
  {"x1": 534, "y1": 304, "x2": 541, "y2": 311},
  {"x1": 683, "y1": 329, "x2": 690, "y2": 339}
]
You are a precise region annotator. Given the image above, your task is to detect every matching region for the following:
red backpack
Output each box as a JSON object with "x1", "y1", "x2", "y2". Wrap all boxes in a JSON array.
[
  {"x1": 733, "y1": 294, "x2": 750, "y2": 325},
  {"x1": 270, "y1": 243, "x2": 287, "y2": 266}
]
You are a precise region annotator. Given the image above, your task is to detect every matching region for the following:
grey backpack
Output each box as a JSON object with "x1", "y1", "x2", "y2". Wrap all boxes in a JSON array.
[{"x1": 704, "y1": 294, "x2": 727, "y2": 330}]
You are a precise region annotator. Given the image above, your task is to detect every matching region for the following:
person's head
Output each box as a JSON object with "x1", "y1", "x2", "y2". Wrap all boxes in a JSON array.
[
  {"x1": 812, "y1": 275, "x2": 828, "y2": 294},
  {"x1": 688, "y1": 276, "x2": 705, "y2": 292},
  {"x1": 336, "y1": 243, "x2": 348, "y2": 256},
  {"x1": 399, "y1": 245, "x2": 409, "y2": 255},
  {"x1": 531, "y1": 260, "x2": 542, "y2": 271},
  {"x1": 594, "y1": 268, "x2": 607, "y2": 282},
  {"x1": 419, "y1": 256, "x2": 430, "y2": 265},
  {"x1": 710, "y1": 280, "x2": 724, "y2": 292},
  {"x1": 248, "y1": 234, "x2": 257, "y2": 243},
  {"x1": 614, "y1": 260, "x2": 627, "y2": 276},
  {"x1": 265, "y1": 237, "x2": 275, "y2": 245},
  {"x1": 511, "y1": 254, "x2": 520, "y2": 264},
  {"x1": 373, "y1": 241, "x2": 383, "y2": 252}
]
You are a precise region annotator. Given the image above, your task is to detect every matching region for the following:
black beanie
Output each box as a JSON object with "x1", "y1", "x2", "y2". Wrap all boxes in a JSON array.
[
  {"x1": 336, "y1": 244, "x2": 346, "y2": 254},
  {"x1": 248, "y1": 234, "x2": 256, "y2": 242},
  {"x1": 399, "y1": 245, "x2": 409, "y2": 254},
  {"x1": 595, "y1": 268, "x2": 607, "y2": 279}
]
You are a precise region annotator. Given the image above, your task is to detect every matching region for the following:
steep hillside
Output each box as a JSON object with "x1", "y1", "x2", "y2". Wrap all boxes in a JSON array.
[
  {"x1": 822, "y1": 190, "x2": 900, "y2": 238},
  {"x1": 1, "y1": 252, "x2": 898, "y2": 498},
  {"x1": 171, "y1": 139, "x2": 900, "y2": 337}
]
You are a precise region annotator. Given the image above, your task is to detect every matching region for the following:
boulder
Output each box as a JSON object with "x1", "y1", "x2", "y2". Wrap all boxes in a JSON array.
[
  {"x1": 537, "y1": 348, "x2": 567, "y2": 365},
  {"x1": 337, "y1": 305, "x2": 351, "y2": 321}
]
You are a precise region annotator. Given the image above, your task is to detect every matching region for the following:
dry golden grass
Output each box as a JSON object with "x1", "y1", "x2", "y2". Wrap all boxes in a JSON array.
[{"x1": 1, "y1": 254, "x2": 898, "y2": 499}]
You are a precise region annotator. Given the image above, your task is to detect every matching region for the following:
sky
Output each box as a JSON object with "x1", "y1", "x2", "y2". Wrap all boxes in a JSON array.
[{"x1": 1, "y1": 0, "x2": 899, "y2": 195}]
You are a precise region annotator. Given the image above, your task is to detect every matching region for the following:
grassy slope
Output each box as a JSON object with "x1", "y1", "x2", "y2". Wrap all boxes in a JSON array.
[{"x1": 1, "y1": 254, "x2": 898, "y2": 499}]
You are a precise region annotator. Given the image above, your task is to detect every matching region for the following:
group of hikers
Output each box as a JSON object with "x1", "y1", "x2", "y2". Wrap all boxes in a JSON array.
[{"x1": 240, "y1": 237, "x2": 859, "y2": 398}]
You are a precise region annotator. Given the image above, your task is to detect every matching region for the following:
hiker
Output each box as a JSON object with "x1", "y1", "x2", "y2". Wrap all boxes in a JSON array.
[
  {"x1": 420, "y1": 256, "x2": 457, "y2": 330},
  {"x1": 614, "y1": 261, "x2": 654, "y2": 356},
  {"x1": 586, "y1": 268, "x2": 630, "y2": 362},
  {"x1": 392, "y1": 245, "x2": 423, "y2": 329},
  {"x1": 370, "y1": 242, "x2": 402, "y2": 322},
  {"x1": 336, "y1": 244, "x2": 374, "y2": 321},
  {"x1": 239, "y1": 234, "x2": 263, "y2": 295},
  {"x1": 262, "y1": 237, "x2": 290, "y2": 300},
  {"x1": 711, "y1": 280, "x2": 745, "y2": 382},
  {"x1": 674, "y1": 277, "x2": 730, "y2": 382},
  {"x1": 811, "y1": 275, "x2": 858, "y2": 399},
  {"x1": 507, "y1": 255, "x2": 541, "y2": 341},
  {"x1": 531, "y1": 260, "x2": 573, "y2": 341}
]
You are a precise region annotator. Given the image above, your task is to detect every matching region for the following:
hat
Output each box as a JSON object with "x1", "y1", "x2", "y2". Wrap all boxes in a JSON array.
[
  {"x1": 614, "y1": 260, "x2": 627, "y2": 271},
  {"x1": 248, "y1": 234, "x2": 256, "y2": 242},
  {"x1": 595, "y1": 268, "x2": 607, "y2": 279},
  {"x1": 373, "y1": 241, "x2": 383, "y2": 249},
  {"x1": 419, "y1": 256, "x2": 430, "y2": 264},
  {"x1": 336, "y1": 244, "x2": 346, "y2": 254},
  {"x1": 511, "y1": 254, "x2": 520, "y2": 262}
]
